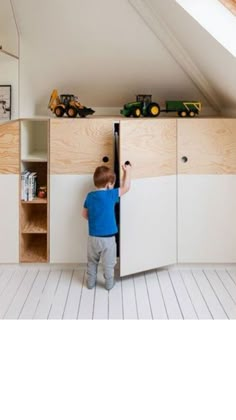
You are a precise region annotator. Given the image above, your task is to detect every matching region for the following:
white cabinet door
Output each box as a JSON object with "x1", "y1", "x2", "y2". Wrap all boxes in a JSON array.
[
  {"x1": 119, "y1": 119, "x2": 177, "y2": 277},
  {"x1": 178, "y1": 119, "x2": 236, "y2": 263},
  {"x1": 50, "y1": 175, "x2": 93, "y2": 263},
  {"x1": 0, "y1": 175, "x2": 19, "y2": 262}
]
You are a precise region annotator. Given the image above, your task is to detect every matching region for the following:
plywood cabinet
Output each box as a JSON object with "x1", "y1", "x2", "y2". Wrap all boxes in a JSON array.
[
  {"x1": 0, "y1": 121, "x2": 19, "y2": 262},
  {"x1": 178, "y1": 119, "x2": 236, "y2": 263},
  {"x1": 119, "y1": 119, "x2": 177, "y2": 276},
  {"x1": 1, "y1": 117, "x2": 236, "y2": 269},
  {"x1": 50, "y1": 118, "x2": 114, "y2": 263}
]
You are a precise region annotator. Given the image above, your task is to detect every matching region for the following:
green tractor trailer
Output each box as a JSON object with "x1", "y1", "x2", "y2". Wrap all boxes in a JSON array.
[{"x1": 120, "y1": 95, "x2": 201, "y2": 118}]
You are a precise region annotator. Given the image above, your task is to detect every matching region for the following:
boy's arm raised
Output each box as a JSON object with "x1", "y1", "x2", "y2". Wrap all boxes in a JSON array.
[{"x1": 119, "y1": 162, "x2": 132, "y2": 197}]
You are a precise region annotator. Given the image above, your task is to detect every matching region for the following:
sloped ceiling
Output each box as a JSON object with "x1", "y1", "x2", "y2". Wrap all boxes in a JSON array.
[{"x1": 11, "y1": 0, "x2": 236, "y2": 116}]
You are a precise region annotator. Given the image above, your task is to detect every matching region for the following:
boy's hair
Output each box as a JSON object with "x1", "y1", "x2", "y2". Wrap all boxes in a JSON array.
[{"x1": 93, "y1": 166, "x2": 116, "y2": 188}]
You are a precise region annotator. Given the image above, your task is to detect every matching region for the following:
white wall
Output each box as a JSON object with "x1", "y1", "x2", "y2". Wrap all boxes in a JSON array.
[
  {"x1": 13, "y1": 0, "x2": 216, "y2": 118},
  {"x1": 0, "y1": 0, "x2": 18, "y2": 56},
  {"x1": 10, "y1": 0, "x2": 236, "y2": 117},
  {"x1": 0, "y1": 54, "x2": 18, "y2": 120}
]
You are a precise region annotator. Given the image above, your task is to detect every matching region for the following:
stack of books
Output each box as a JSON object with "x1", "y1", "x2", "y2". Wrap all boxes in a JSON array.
[{"x1": 21, "y1": 170, "x2": 37, "y2": 201}]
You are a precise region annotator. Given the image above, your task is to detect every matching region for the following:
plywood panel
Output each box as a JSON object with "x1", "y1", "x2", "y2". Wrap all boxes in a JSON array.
[
  {"x1": 178, "y1": 119, "x2": 236, "y2": 175},
  {"x1": 0, "y1": 121, "x2": 19, "y2": 174},
  {"x1": 50, "y1": 119, "x2": 114, "y2": 174},
  {"x1": 119, "y1": 119, "x2": 176, "y2": 179}
]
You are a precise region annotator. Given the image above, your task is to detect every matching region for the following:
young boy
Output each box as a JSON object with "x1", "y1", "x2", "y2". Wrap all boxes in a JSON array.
[{"x1": 82, "y1": 163, "x2": 131, "y2": 290}]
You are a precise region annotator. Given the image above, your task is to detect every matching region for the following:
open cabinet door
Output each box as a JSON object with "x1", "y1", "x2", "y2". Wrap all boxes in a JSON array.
[{"x1": 119, "y1": 119, "x2": 177, "y2": 277}]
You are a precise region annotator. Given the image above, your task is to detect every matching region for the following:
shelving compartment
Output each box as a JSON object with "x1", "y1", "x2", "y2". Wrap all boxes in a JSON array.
[
  {"x1": 21, "y1": 203, "x2": 47, "y2": 233},
  {"x1": 21, "y1": 161, "x2": 48, "y2": 202},
  {"x1": 21, "y1": 120, "x2": 48, "y2": 161},
  {"x1": 20, "y1": 233, "x2": 47, "y2": 263}
]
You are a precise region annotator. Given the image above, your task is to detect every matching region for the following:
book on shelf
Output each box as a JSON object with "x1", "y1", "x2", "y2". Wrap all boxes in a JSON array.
[{"x1": 21, "y1": 170, "x2": 38, "y2": 201}]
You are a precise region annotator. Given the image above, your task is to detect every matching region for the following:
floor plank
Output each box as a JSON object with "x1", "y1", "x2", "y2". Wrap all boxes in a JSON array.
[
  {"x1": 4, "y1": 269, "x2": 38, "y2": 319},
  {"x1": 0, "y1": 268, "x2": 26, "y2": 318},
  {"x1": 169, "y1": 270, "x2": 198, "y2": 319},
  {"x1": 218, "y1": 269, "x2": 236, "y2": 304},
  {"x1": 19, "y1": 269, "x2": 50, "y2": 319},
  {"x1": 133, "y1": 272, "x2": 152, "y2": 319},
  {"x1": 158, "y1": 270, "x2": 183, "y2": 319},
  {"x1": 93, "y1": 271, "x2": 109, "y2": 319},
  {"x1": 180, "y1": 270, "x2": 212, "y2": 319},
  {"x1": 33, "y1": 270, "x2": 62, "y2": 319},
  {"x1": 78, "y1": 280, "x2": 96, "y2": 320},
  {"x1": 48, "y1": 270, "x2": 73, "y2": 319},
  {"x1": 122, "y1": 276, "x2": 138, "y2": 319},
  {"x1": 145, "y1": 271, "x2": 167, "y2": 319},
  {"x1": 192, "y1": 270, "x2": 228, "y2": 319},
  {"x1": 204, "y1": 269, "x2": 236, "y2": 319},
  {"x1": 63, "y1": 270, "x2": 84, "y2": 319},
  {"x1": 109, "y1": 278, "x2": 123, "y2": 320},
  {"x1": 0, "y1": 268, "x2": 15, "y2": 296}
]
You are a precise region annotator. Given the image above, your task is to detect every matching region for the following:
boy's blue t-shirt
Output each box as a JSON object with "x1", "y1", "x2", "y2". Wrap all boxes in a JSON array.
[{"x1": 84, "y1": 188, "x2": 119, "y2": 236}]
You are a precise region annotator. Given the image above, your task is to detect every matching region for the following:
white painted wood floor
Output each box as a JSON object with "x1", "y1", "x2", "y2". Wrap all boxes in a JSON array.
[{"x1": 1, "y1": 265, "x2": 236, "y2": 319}]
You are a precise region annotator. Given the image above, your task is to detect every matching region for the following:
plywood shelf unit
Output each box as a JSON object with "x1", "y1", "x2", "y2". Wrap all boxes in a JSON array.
[{"x1": 20, "y1": 119, "x2": 49, "y2": 262}]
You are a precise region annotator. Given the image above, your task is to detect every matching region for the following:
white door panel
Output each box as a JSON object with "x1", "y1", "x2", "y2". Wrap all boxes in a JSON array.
[
  {"x1": 0, "y1": 175, "x2": 19, "y2": 263},
  {"x1": 50, "y1": 175, "x2": 93, "y2": 263},
  {"x1": 120, "y1": 176, "x2": 176, "y2": 276},
  {"x1": 178, "y1": 175, "x2": 236, "y2": 263}
]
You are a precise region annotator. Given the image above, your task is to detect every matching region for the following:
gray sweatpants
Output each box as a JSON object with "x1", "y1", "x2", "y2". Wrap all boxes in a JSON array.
[{"x1": 87, "y1": 236, "x2": 117, "y2": 290}]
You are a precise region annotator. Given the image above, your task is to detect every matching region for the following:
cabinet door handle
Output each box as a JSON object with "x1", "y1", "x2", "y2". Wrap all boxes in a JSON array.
[
  {"x1": 102, "y1": 156, "x2": 109, "y2": 163},
  {"x1": 181, "y1": 156, "x2": 188, "y2": 163}
]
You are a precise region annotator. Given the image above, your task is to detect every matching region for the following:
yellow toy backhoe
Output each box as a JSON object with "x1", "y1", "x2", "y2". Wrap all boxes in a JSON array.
[{"x1": 48, "y1": 89, "x2": 95, "y2": 118}]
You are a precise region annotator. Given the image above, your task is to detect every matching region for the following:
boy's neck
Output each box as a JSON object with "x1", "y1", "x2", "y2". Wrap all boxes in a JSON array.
[{"x1": 95, "y1": 183, "x2": 114, "y2": 191}]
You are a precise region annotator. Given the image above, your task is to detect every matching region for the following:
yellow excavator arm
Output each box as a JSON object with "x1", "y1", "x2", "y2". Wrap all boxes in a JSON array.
[{"x1": 48, "y1": 89, "x2": 60, "y2": 111}]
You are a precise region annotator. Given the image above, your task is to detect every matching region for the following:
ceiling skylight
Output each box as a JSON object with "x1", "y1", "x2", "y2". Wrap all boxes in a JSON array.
[{"x1": 176, "y1": 0, "x2": 236, "y2": 57}]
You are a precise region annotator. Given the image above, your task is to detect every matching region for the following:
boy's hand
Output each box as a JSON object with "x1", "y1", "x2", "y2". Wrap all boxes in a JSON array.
[{"x1": 122, "y1": 161, "x2": 132, "y2": 172}]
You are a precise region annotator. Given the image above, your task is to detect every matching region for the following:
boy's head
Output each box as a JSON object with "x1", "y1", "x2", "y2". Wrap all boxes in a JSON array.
[{"x1": 93, "y1": 166, "x2": 116, "y2": 189}]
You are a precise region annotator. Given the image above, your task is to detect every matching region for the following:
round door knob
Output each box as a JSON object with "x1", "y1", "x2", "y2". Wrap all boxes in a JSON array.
[
  {"x1": 125, "y1": 160, "x2": 131, "y2": 166},
  {"x1": 102, "y1": 156, "x2": 109, "y2": 163},
  {"x1": 181, "y1": 156, "x2": 188, "y2": 163}
]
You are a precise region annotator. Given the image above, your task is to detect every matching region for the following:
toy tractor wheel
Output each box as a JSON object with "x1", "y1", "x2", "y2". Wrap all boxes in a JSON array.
[
  {"x1": 179, "y1": 111, "x2": 187, "y2": 117},
  {"x1": 147, "y1": 103, "x2": 160, "y2": 117},
  {"x1": 132, "y1": 107, "x2": 141, "y2": 118},
  {"x1": 54, "y1": 106, "x2": 65, "y2": 117},
  {"x1": 67, "y1": 107, "x2": 77, "y2": 118},
  {"x1": 188, "y1": 111, "x2": 196, "y2": 118}
]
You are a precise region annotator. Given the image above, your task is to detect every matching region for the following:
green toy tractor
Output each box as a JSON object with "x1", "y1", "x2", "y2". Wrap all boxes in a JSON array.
[{"x1": 121, "y1": 94, "x2": 160, "y2": 118}]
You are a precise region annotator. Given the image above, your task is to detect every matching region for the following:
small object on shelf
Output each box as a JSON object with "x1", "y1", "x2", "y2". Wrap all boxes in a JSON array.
[
  {"x1": 48, "y1": 89, "x2": 95, "y2": 118},
  {"x1": 121, "y1": 94, "x2": 160, "y2": 118},
  {"x1": 38, "y1": 186, "x2": 47, "y2": 199},
  {"x1": 120, "y1": 95, "x2": 202, "y2": 118}
]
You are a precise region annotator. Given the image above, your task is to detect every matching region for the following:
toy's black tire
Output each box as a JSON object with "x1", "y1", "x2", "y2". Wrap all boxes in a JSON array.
[
  {"x1": 54, "y1": 106, "x2": 64, "y2": 117},
  {"x1": 67, "y1": 107, "x2": 77, "y2": 118},
  {"x1": 188, "y1": 111, "x2": 196, "y2": 118},
  {"x1": 147, "y1": 103, "x2": 160, "y2": 117},
  {"x1": 132, "y1": 108, "x2": 141, "y2": 118}
]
